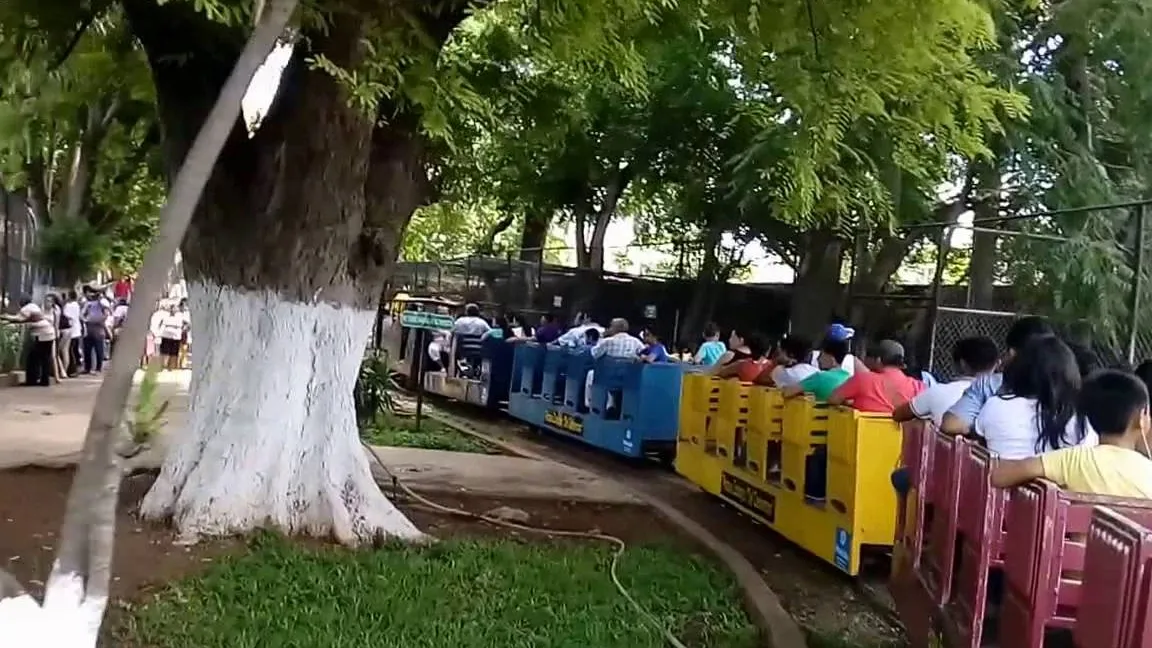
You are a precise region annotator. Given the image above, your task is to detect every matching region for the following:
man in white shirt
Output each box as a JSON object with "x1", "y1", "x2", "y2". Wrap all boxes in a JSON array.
[
  {"x1": 62, "y1": 291, "x2": 82, "y2": 376},
  {"x1": 771, "y1": 334, "x2": 819, "y2": 387},
  {"x1": 893, "y1": 336, "x2": 999, "y2": 427},
  {"x1": 558, "y1": 313, "x2": 605, "y2": 348},
  {"x1": 155, "y1": 304, "x2": 188, "y2": 370},
  {"x1": 585, "y1": 318, "x2": 645, "y2": 410},
  {"x1": 1, "y1": 297, "x2": 56, "y2": 386},
  {"x1": 452, "y1": 303, "x2": 491, "y2": 337}
]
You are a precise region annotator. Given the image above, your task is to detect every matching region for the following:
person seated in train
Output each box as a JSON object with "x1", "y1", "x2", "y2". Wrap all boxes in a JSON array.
[
  {"x1": 827, "y1": 340, "x2": 924, "y2": 413},
  {"x1": 510, "y1": 312, "x2": 533, "y2": 339},
  {"x1": 692, "y1": 322, "x2": 728, "y2": 366},
  {"x1": 940, "y1": 316, "x2": 1054, "y2": 436},
  {"x1": 780, "y1": 338, "x2": 852, "y2": 401},
  {"x1": 558, "y1": 314, "x2": 605, "y2": 348},
  {"x1": 482, "y1": 314, "x2": 516, "y2": 341},
  {"x1": 532, "y1": 312, "x2": 563, "y2": 344},
  {"x1": 992, "y1": 369, "x2": 1152, "y2": 498},
  {"x1": 893, "y1": 336, "x2": 999, "y2": 428},
  {"x1": 889, "y1": 336, "x2": 1000, "y2": 497},
  {"x1": 452, "y1": 303, "x2": 491, "y2": 337},
  {"x1": 970, "y1": 336, "x2": 1098, "y2": 460},
  {"x1": 580, "y1": 327, "x2": 601, "y2": 349},
  {"x1": 639, "y1": 329, "x2": 670, "y2": 363},
  {"x1": 710, "y1": 328, "x2": 759, "y2": 378},
  {"x1": 584, "y1": 318, "x2": 646, "y2": 411},
  {"x1": 767, "y1": 335, "x2": 818, "y2": 387},
  {"x1": 807, "y1": 322, "x2": 859, "y2": 376},
  {"x1": 426, "y1": 332, "x2": 449, "y2": 372}
]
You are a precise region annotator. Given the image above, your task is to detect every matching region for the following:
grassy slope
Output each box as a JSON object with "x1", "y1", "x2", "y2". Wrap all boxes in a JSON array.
[{"x1": 119, "y1": 535, "x2": 760, "y2": 648}]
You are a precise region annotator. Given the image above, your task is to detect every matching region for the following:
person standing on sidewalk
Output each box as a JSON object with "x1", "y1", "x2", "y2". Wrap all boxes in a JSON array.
[
  {"x1": 1, "y1": 296, "x2": 56, "y2": 386},
  {"x1": 81, "y1": 289, "x2": 111, "y2": 374},
  {"x1": 62, "y1": 291, "x2": 83, "y2": 376}
]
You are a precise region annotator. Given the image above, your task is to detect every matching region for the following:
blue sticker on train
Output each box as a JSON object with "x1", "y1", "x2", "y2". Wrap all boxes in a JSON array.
[{"x1": 834, "y1": 527, "x2": 852, "y2": 572}]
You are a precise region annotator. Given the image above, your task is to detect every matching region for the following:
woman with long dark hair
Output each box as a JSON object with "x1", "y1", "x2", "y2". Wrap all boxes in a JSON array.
[{"x1": 974, "y1": 335, "x2": 1097, "y2": 459}]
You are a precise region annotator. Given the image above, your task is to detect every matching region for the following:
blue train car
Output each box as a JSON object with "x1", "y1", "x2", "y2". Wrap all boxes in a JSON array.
[
  {"x1": 507, "y1": 342, "x2": 685, "y2": 462},
  {"x1": 469, "y1": 336, "x2": 517, "y2": 408}
]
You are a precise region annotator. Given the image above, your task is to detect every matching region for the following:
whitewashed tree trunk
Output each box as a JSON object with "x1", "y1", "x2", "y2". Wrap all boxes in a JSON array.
[
  {"x1": 140, "y1": 281, "x2": 423, "y2": 543},
  {"x1": 0, "y1": 2, "x2": 301, "y2": 645}
]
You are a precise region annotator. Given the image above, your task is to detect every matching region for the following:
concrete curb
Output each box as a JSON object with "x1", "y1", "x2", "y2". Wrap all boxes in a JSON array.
[{"x1": 429, "y1": 409, "x2": 808, "y2": 648}]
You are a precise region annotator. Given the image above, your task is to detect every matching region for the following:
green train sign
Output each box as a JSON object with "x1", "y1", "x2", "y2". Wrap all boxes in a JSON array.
[{"x1": 399, "y1": 311, "x2": 455, "y2": 330}]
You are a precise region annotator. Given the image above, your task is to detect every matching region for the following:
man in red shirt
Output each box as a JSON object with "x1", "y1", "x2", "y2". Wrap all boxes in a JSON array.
[{"x1": 827, "y1": 339, "x2": 924, "y2": 413}]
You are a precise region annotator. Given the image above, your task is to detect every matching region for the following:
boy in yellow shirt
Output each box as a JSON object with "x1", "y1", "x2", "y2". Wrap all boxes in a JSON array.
[{"x1": 992, "y1": 370, "x2": 1152, "y2": 498}]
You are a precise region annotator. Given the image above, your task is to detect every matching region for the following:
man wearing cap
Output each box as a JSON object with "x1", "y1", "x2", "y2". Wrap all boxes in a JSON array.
[
  {"x1": 809, "y1": 323, "x2": 859, "y2": 376},
  {"x1": 827, "y1": 339, "x2": 924, "y2": 413}
]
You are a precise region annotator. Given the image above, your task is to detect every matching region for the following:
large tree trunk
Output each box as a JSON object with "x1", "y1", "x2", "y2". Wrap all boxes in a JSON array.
[
  {"x1": 125, "y1": 0, "x2": 455, "y2": 544},
  {"x1": 790, "y1": 228, "x2": 845, "y2": 334},
  {"x1": 0, "y1": 1, "x2": 300, "y2": 644},
  {"x1": 967, "y1": 160, "x2": 1000, "y2": 309}
]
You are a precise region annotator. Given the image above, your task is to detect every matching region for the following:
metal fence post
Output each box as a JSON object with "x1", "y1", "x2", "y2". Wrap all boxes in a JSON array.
[{"x1": 1127, "y1": 203, "x2": 1146, "y2": 365}]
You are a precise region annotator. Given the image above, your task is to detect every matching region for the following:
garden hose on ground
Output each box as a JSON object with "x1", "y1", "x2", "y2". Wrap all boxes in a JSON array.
[{"x1": 360, "y1": 440, "x2": 690, "y2": 648}]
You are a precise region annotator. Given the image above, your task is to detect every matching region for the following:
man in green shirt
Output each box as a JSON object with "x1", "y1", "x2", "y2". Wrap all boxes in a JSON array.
[{"x1": 781, "y1": 338, "x2": 851, "y2": 401}]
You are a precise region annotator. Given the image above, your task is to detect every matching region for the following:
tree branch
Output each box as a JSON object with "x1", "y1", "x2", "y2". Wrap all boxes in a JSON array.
[{"x1": 45, "y1": 3, "x2": 109, "y2": 73}]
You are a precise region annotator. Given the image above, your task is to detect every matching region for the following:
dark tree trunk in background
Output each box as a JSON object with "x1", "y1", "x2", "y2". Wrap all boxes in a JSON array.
[
  {"x1": 968, "y1": 160, "x2": 1001, "y2": 309},
  {"x1": 790, "y1": 228, "x2": 845, "y2": 336},
  {"x1": 679, "y1": 225, "x2": 724, "y2": 345},
  {"x1": 519, "y1": 211, "x2": 550, "y2": 263},
  {"x1": 124, "y1": 0, "x2": 462, "y2": 544}
]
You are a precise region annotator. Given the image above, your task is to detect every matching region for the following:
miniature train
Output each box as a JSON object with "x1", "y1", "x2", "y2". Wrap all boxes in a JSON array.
[{"x1": 386, "y1": 310, "x2": 1150, "y2": 648}]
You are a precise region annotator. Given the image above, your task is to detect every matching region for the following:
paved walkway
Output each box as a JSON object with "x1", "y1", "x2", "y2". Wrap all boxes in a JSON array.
[{"x1": 0, "y1": 374, "x2": 638, "y2": 504}]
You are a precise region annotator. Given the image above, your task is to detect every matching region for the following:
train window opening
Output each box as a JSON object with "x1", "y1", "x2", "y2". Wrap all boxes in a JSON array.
[
  {"x1": 604, "y1": 389, "x2": 624, "y2": 420},
  {"x1": 732, "y1": 427, "x2": 748, "y2": 469}
]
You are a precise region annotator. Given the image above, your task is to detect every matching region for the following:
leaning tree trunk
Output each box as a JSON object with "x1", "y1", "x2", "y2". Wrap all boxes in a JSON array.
[
  {"x1": 0, "y1": 1, "x2": 299, "y2": 645},
  {"x1": 124, "y1": 0, "x2": 464, "y2": 545}
]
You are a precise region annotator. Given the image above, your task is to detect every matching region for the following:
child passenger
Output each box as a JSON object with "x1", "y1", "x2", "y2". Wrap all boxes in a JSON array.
[{"x1": 992, "y1": 370, "x2": 1152, "y2": 498}]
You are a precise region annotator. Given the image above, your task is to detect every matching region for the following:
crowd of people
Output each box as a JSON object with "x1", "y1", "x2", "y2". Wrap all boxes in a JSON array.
[
  {"x1": 428, "y1": 305, "x2": 1152, "y2": 501},
  {"x1": 0, "y1": 283, "x2": 191, "y2": 386}
]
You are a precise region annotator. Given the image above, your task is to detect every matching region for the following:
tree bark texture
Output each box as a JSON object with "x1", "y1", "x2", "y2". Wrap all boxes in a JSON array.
[
  {"x1": 123, "y1": 0, "x2": 463, "y2": 543},
  {"x1": 790, "y1": 228, "x2": 846, "y2": 335}
]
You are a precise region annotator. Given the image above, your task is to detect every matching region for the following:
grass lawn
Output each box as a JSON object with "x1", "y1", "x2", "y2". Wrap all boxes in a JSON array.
[
  {"x1": 117, "y1": 534, "x2": 760, "y2": 648},
  {"x1": 360, "y1": 412, "x2": 493, "y2": 453}
]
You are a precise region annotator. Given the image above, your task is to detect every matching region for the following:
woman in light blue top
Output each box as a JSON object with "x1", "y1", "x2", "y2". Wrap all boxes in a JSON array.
[{"x1": 694, "y1": 322, "x2": 727, "y2": 366}]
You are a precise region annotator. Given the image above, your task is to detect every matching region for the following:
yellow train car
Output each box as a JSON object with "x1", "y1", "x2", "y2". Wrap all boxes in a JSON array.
[{"x1": 676, "y1": 376, "x2": 902, "y2": 576}]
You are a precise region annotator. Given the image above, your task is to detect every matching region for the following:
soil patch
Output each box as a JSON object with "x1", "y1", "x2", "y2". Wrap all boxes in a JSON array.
[
  {"x1": 0, "y1": 467, "x2": 243, "y2": 602},
  {"x1": 0, "y1": 466, "x2": 722, "y2": 645}
]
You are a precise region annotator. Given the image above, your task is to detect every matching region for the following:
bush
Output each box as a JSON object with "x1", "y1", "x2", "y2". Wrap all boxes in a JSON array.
[
  {"x1": 0, "y1": 325, "x2": 21, "y2": 373},
  {"x1": 35, "y1": 219, "x2": 110, "y2": 285}
]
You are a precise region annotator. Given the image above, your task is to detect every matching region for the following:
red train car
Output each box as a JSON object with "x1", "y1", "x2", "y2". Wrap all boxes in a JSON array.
[{"x1": 890, "y1": 422, "x2": 1152, "y2": 648}]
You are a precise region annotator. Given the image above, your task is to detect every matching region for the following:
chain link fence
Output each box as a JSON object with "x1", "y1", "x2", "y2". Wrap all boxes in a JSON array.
[
  {"x1": 388, "y1": 254, "x2": 792, "y2": 346},
  {"x1": 928, "y1": 307, "x2": 1018, "y2": 380}
]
